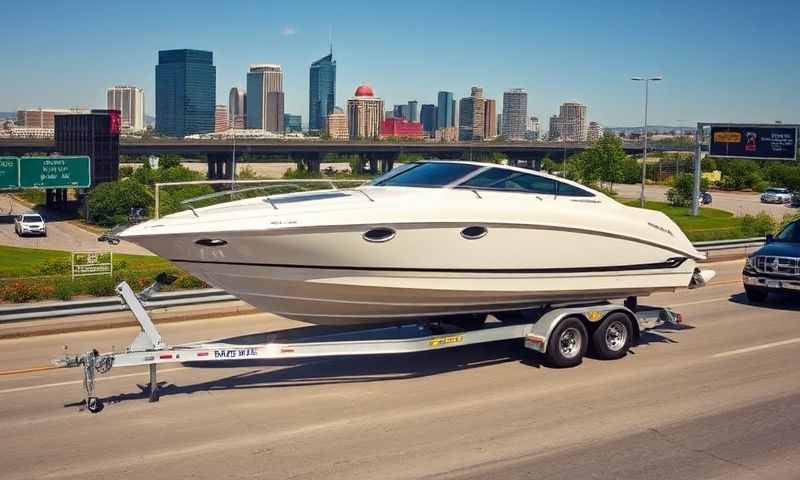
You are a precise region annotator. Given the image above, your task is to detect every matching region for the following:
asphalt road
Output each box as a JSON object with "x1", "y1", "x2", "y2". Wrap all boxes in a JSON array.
[
  {"x1": 615, "y1": 183, "x2": 798, "y2": 219},
  {"x1": 0, "y1": 195, "x2": 150, "y2": 255},
  {"x1": 1, "y1": 259, "x2": 800, "y2": 479}
]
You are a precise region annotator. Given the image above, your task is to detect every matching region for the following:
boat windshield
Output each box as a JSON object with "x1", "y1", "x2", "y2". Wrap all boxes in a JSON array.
[
  {"x1": 374, "y1": 162, "x2": 481, "y2": 188},
  {"x1": 775, "y1": 221, "x2": 800, "y2": 243}
]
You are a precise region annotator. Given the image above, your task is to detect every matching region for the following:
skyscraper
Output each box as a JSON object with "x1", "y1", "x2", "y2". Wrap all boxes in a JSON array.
[
  {"x1": 458, "y1": 87, "x2": 485, "y2": 141},
  {"x1": 228, "y1": 87, "x2": 246, "y2": 129},
  {"x1": 559, "y1": 102, "x2": 588, "y2": 141},
  {"x1": 326, "y1": 107, "x2": 348, "y2": 140},
  {"x1": 284, "y1": 114, "x2": 302, "y2": 133},
  {"x1": 501, "y1": 88, "x2": 527, "y2": 140},
  {"x1": 308, "y1": 51, "x2": 335, "y2": 132},
  {"x1": 156, "y1": 49, "x2": 216, "y2": 137},
  {"x1": 247, "y1": 64, "x2": 284, "y2": 133},
  {"x1": 436, "y1": 91, "x2": 454, "y2": 130},
  {"x1": 408, "y1": 100, "x2": 419, "y2": 122},
  {"x1": 106, "y1": 86, "x2": 144, "y2": 131},
  {"x1": 484, "y1": 98, "x2": 497, "y2": 140},
  {"x1": 420, "y1": 104, "x2": 437, "y2": 136},
  {"x1": 347, "y1": 85, "x2": 384, "y2": 139},
  {"x1": 587, "y1": 121, "x2": 602, "y2": 141},
  {"x1": 548, "y1": 115, "x2": 561, "y2": 140},
  {"x1": 393, "y1": 104, "x2": 410, "y2": 120},
  {"x1": 214, "y1": 105, "x2": 228, "y2": 132}
]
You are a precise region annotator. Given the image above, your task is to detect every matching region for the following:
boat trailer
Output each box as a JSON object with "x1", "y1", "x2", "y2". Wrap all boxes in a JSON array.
[{"x1": 54, "y1": 281, "x2": 681, "y2": 413}]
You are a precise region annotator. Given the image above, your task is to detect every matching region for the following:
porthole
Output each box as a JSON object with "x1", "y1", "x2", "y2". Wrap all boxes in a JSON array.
[
  {"x1": 195, "y1": 238, "x2": 228, "y2": 247},
  {"x1": 363, "y1": 227, "x2": 396, "y2": 243},
  {"x1": 461, "y1": 226, "x2": 487, "y2": 240}
]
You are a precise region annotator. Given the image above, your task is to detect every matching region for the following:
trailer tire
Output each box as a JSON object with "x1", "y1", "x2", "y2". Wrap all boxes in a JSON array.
[
  {"x1": 87, "y1": 396, "x2": 104, "y2": 413},
  {"x1": 546, "y1": 317, "x2": 587, "y2": 368},
  {"x1": 591, "y1": 312, "x2": 632, "y2": 360}
]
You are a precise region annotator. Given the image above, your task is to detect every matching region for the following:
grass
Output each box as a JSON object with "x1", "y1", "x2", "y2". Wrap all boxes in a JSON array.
[
  {"x1": 0, "y1": 245, "x2": 172, "y2": 278},
  {"x1": 623, "y1": 200, "x2": 743, "y2": 241}
]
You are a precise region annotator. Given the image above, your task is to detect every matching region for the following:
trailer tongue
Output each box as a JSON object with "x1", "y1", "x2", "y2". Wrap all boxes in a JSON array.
[{"x1": 54, "y1": 281, "x2": 681, "y2": 414}]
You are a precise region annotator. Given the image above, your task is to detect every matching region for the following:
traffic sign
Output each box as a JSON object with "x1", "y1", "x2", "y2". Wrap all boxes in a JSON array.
[
  {"x1": 0, "y1": 157, "x2": 18, "y2": 189},
  {"x1": 709, "y1": 125, "x2": 797, "y2": 160},
  {"x1": 19, "y1": 156, "x2": 91, "y2": 188}
]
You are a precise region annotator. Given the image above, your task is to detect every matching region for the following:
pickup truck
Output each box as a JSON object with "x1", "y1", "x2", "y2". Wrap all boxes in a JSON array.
[{"x1": 742, "y1": 219, "x2": 800, "y2": 302}]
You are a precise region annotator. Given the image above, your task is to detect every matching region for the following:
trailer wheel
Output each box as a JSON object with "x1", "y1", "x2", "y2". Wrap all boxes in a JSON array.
[
  {"x1": 591, "y1": 312, "x2": 632, "y2": 360},
  {"x1": 87, "y1": 396, "x2": 104, "y2": 413},
  {"x1": 546, "y1": 317, "x2": 587, "y2": 368}
]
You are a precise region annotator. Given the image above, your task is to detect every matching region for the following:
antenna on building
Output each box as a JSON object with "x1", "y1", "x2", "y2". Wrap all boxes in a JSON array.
[{"x1": 329, "y1": 26, "x2": 333, "y2": 56}]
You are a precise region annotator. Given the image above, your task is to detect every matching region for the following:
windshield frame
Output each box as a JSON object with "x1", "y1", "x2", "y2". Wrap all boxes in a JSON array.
[
  {"x1": 21, "y1": 214, "x2": 43, "y2": 223},
  {"x1": 774, "y1": 220, "x2": 799, "y2": 243},
  {"x1": 371, "y1": 161, "x2": 484, "y2": 189}
]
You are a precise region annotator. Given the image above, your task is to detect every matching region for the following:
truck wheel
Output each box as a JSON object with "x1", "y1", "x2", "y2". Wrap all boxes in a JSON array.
[
  {"x1": 744, "y1": 285, "x2": 768, "y2": 303},
  {"x1": 591, "y1": 312, "x2": 633, "y2": 360},
  {"x1": 546, "y1": 317, "x2": 587, "y2": 368}
]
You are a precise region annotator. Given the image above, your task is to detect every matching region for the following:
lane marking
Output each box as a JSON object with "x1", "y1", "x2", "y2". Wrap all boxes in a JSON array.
[
  {"x1": 712, "y1": 338, "x2": 800, "y2": 358},
  {"x1": 668, "y1": 296, "x2": 731, "y2": 308},
  {"x1": 0, "y1": 367, "x2": 187, "y2": 395},
  {"x1": 0, "y1": 365, "x2": 58, "y2": 376}
]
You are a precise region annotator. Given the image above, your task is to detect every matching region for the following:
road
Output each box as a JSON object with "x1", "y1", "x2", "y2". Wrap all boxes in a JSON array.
[
  {"x1": 0, "y1": 194, "x2": 151, "y2": 255},
  {"x1": 1, "y1": 259, "x2": 800, "y2": 479},
  {"x1": 615, "y1": 183, "x2": 798, "y2": 219}
]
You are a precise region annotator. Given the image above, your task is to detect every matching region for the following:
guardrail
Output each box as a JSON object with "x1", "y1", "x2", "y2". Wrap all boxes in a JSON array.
[{"x1": 0, "y1": 237, "x2": 766, "y2": 323}]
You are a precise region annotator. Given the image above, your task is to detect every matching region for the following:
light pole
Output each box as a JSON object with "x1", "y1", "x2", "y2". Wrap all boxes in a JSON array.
[
  {"x1": 631, "y1": 76, "x2": 662, "y2": 207},
  {"x1": 231, "y1": 134, "x2": 237, "y2": 189}
]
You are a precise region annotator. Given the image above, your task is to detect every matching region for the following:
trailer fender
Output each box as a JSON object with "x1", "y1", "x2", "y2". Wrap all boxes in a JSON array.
[{"x1": 524, "y1": 305, "x2": 638, "y2": 353}]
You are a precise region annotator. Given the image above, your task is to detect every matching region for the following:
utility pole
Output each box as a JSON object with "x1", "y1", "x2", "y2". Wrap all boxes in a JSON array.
[{"x1": 631, "y1": 76, "x2": 662, "y2": 207}]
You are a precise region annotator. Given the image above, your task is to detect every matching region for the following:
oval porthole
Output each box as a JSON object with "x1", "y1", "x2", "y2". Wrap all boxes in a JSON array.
[
  {"x1": 461, "y1": 226, "x2": 487, "y2": 240},
  {"x1": 363, "y1": 227, "x2": 396, "y2": 243},
  {"x1": 195, "y1": 238, "x2": 228, "y2": 247}
]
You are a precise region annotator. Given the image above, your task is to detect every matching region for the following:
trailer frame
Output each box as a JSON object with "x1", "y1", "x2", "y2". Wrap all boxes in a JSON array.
[{"x1": 54, "y1": 281, "x2": 681, "y2": 413}]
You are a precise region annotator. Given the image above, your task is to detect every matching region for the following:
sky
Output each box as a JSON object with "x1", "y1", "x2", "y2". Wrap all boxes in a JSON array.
[{"x1": 1, "y1": 0, "x2": 799, "y2": 127}]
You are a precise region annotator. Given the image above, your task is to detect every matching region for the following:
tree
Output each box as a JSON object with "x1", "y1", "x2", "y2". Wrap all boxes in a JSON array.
[
  {"x1": 718, "y1": 158, "x2": 763, "y2": 190},
  {"x1": 86, "y1": 179, "x2": 151, "y2": 227},
  {"x1": 581, "y1": 132, "x2": 625, "y2": 191},
  {"x1": 666, "y1": 173, "x2": 709, "y2": 207},
  {"x1": 541, "y1": 155, "x2": 558, "y2": 174}
]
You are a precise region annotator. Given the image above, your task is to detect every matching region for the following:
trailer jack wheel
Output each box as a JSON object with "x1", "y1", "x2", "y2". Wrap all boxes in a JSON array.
[{"x1": 87, "y1": 396, "x2": 104, "y2": 413}]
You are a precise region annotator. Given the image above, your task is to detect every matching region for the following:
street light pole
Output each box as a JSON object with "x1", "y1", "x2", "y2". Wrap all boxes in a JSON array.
[{"x1": 631, "y1": 76, "x2": 662, "y2": 208}]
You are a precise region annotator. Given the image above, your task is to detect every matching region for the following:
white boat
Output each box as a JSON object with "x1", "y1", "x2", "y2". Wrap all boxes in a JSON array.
[{"x1": 119, "y1": 161, "x2": 715, "y2": 325}]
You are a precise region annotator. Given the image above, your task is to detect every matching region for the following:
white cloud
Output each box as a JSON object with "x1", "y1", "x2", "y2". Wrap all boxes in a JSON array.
[{"x1": 281, "y1": 26, "x2": 296, "y2": 36}]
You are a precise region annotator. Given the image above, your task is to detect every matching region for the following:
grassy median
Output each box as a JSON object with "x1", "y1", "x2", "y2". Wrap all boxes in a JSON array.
[
  {"x1": 623, "y1": 200, "x2": 744, "y2": 241},
  {"x1": 0, "y1": 245, "x2": 203, "y2": 303}
]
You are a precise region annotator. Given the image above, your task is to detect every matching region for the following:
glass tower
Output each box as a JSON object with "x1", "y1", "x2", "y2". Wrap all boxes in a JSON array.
[
  {"x1": 308, "y1": 51, "x2": 336, "y2": 132},
  {"x1": 155, "y1": 49, "x2": 215, "y2": 137},
  {"x1": 436, "y1": 91, "x2": 454, "y2": 130}
]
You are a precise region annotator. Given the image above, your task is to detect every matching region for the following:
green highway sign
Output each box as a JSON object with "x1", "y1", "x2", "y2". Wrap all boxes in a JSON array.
[
  {"x1": 19, "y1": 156, "x2": 91, "y2": 188},
  {"x1": 0, "y1": 157, "x2": 19, "y2": 189}
]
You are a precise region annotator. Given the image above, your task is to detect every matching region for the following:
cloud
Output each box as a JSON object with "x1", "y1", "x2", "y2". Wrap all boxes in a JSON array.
[{"x1": 281, "y1": 26, "x2": 296, "y2": 36}]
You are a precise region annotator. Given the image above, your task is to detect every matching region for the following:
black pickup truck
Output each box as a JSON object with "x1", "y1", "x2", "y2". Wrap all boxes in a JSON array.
[{"x1": 742, "y1": 219, "x2": 800, "y2": 302}]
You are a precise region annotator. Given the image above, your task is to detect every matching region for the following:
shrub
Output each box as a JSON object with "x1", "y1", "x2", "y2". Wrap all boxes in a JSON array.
[
  {"x1": 667, "y1": 173, "x2": 709, "y2": 207},
  {"x1": 740, "y1": 212, "x2": 777, "y2": 237},
  {"x1": 1, "y1": 281, "x2": 40, "y2": 303},
  {"x1": 54, "y1": 282, "x2": 74, "y2": 301},
  {"x1": 34, "y1": 258, "x2": 71, "y2": 276},
  {"x1": 86, "y1": 179, "x2": 151, "y2": 227}
]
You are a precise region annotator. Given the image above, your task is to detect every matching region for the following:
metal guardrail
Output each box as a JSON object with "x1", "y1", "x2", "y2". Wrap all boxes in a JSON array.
[
  {"x1": 0, "y1": 288, "x2": 236, "y2": 323},
  {"x1": 0, "y1": 237, "x2": 766, "y2": 323}
]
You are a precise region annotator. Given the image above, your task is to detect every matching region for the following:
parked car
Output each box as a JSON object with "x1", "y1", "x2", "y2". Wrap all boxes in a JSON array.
[
  {"x1": 701, "y1": 191, "x2": 713, "y2": 205},
  {"x1": 14, "y1": 213, "x2": 47, "y2": 237},
  {"x1": 791, "y1": 191, "x2": 800, "y2": 208},
  {"x1": 742, "y1": 219, "x2": 800, "y2": 302},
  {"x1": 760, "y1": 187, "x2": 793, "y2": 204}
]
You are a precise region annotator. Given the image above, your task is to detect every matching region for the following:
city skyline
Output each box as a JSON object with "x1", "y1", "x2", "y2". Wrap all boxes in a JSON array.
[{"x1": 2, "y1": 0, "x2": 799, "y2": 127}]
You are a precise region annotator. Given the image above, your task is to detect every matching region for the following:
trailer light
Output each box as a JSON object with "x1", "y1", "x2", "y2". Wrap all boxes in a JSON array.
[
  {"x1": 526, "y1": 335, "x2": 544, "y2": 345},
  {"x1": 159, "y1": 354, "x2": 173, "y2": 360},
  {"x1": 281, "y1": 347, "x2": 295, "y2": 353},
  {"x1": 676, "y1": 313, "x2": 683, "y2": 324},
  {"x1": 196, "y1": 352, "x2": 209, "y2": 357}
]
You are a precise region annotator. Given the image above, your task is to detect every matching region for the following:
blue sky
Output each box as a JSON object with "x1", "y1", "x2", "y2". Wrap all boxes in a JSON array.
[{"x1": 2, "y1": 0, "x2": 798, "y2": 127}]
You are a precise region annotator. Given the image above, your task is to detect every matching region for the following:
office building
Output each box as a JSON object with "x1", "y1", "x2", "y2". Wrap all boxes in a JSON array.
[
  {"x1": 587, "y1": 121, "x2": 603, "y2": 141},
  {"x1": 155, "y1": 49, "x2": 216, "y2": 137},
  {"x1": 228, "y1": 87, "x2": 246, "y2": 129},
  {"x1": 407, "y1": 100, "x2": 419, "y2": 122},
  {"x1": 436, "y1": 91, "x2": 454, "y2": 129},
  {"x1": 393, "y1": 104, "x2": 410, "y2": 120},
  {"x1": 247, "y1": 64, "x2": 284, "y2": 133},
  {"x1": 484, "y1": 98, "x2": 497, "y2": 140},
  {"x1": 420, "y1": 104, "x2": 437, "y2": 135},
  {"x1": 559, "y1": 102, "x2": 587, "y2": 141},
  {"x1": 501, "y1": 88, "x2": 527, "y2": 140},
  {"x1": 347, "y1": 85, "x2": 384, "y2": 139},
  {"x1": 55, "y1": 109, "x2": 120, "y2": 187},
  {"x1": 380, "y1": 118, "x2": 423, "y2": 139},
  {"x1": 214, "y1": 105, "x2": 229, "y2": 132},
  {"x1": 526, "y1": 116, "x2": 541, "y2": 140},
  {"x1": 308, "y1": 51, "x2": 336, "y2": 132},
  {"x1": 106, "y1": 86, "x2": 144, "y2": 131},
  {"x1": 458, "y1": 87, "x2": 485, "y2": 141},
  {"x1": 326, "y1": 107, "x2": 348, "y2": 140},
  {"x1": 284, "y1": 114, "x2": 302, "y2": 133},
  {"x1": 549, "y1": 115, "x2": 561, "y2": 140},
  {"x1": 16, "y1": 108, "x2": 87, "y2": 129},
  {"x1": 435, "y1": 126, "x2": 458, "y2": 142}
]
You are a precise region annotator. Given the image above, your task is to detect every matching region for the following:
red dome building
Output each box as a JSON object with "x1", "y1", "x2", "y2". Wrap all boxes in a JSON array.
[
  {"x1": 347, "y1": 84, "x2": 384, "y2": 139},
  {"x1": 354, "y1": 85, "x2": 374, "y2": 97}
]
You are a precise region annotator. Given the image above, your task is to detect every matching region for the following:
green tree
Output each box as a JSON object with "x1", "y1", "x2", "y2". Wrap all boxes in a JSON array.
[
  {"x1": 666, "y1": 173, "x2": 709, "y2": 207},
  {"x1": 582, "y1": 132, "x2": 625, "y2": 191},
  {"x1": 541, "y1": 155, "x2": 558, "y2": 174},
  {"x1": 86, "y1": 179, "x2": 151, "y2": 227},
  {"x1": 718, "y1": 158, "x2": 763, "y2": 190}
]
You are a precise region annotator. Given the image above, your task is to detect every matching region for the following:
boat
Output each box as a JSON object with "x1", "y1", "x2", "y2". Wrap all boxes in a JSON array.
[{"x1": 118, "y1": 160, "x2": 715, "y2": 326}]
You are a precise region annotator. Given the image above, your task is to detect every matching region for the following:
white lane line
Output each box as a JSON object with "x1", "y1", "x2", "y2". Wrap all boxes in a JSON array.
[
  {"x1": 668, "y1": 296, "x2": 731, "y2": 308},
  {"x1": 0, "y1": 367, "x2": 187, "y2": 395},
  {"x1": 712, "y1": 338, "x2": 800, "y2": 358}
]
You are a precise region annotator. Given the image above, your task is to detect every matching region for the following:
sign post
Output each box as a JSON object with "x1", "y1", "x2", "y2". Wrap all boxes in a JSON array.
[{"x1": 692, "y1": 123, "x2": 799, "y2": 216}]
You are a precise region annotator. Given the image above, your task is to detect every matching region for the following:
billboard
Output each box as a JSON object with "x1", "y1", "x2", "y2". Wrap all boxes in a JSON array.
[
  {"x1": 709, "y1": 125, "x2": 797, "y2": 160},
  {"x1": 19, "y1": 156, "x2": 92, "y2": 188},
  {"x1": 0, "y1": 157, "x2": 19, "y2": 189}
]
